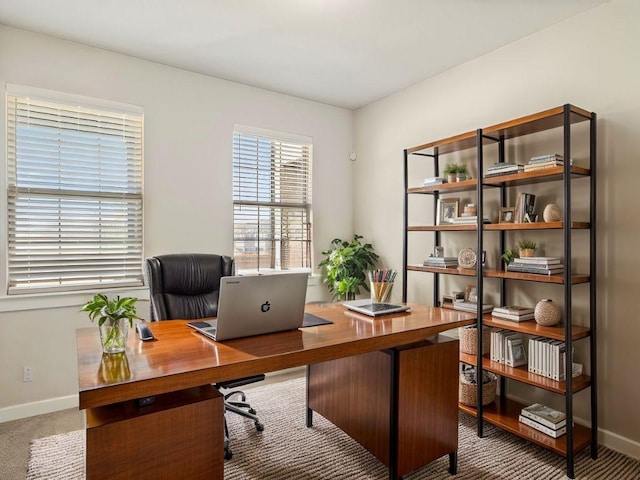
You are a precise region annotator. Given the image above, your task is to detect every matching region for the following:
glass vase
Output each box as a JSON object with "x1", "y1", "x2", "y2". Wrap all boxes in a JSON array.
[{"x1": 99, "y1": 318, "x2": 129, "y2": 354}]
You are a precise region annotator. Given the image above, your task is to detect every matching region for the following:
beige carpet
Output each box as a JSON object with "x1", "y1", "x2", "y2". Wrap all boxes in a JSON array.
[{"x1": 27, "y1": 377, "x2": 639, "y2": 479}]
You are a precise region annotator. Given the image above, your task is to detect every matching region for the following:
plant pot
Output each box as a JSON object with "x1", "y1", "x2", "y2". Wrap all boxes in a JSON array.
[
  {"x1": 447, "y1": 173, "x2": 456, "y2": 183},
  {"x1": 456, "y1": 174, "x2": 467, "y2": 182},
  {"x1": 519, "y1": 248, "x2": 535, "y2": 258},
  {"x1": 99, "y1": 318, "x2": 130, "y2": 354}
]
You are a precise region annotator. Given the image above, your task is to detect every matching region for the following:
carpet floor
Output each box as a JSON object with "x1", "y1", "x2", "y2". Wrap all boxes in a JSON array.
[{"x1": 26, "y1": 377, "x2": 639, "y2": 479}]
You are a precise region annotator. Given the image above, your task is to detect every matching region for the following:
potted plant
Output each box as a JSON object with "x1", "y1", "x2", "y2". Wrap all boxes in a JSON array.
[
  {"x1": 456, "y1": 163, "x2": 468, "y2": 181},
  {"x1": 318, "y1": 234, "x2": 379, "y2": 301},
  {"x1": 443, "y1": 163, "x2": 459, "y2": 183},
  {"x1": 517, "y1": 239, "x2": 537, "y2": 258},
  {"x1": 81, "y1": 294, "x2": 142, "y2": 354},
  {"x1": 501, "y1": 247, "x2": 519, "y2": 271}
]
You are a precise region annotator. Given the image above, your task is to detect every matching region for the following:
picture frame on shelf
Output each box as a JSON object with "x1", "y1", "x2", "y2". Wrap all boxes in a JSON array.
[
  {"x1": 436, "y1": 198, "x2": 459, "y2": 225},
  {"x1": 464, "y1": 284, "x2": 478, "y2": 304},
  {"x1": 499, "y1": 207, "x2": 515, "y2": 223}
]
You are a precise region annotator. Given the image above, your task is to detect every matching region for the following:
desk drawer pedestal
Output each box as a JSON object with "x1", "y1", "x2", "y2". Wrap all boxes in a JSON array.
[
  {"x1": 307, "y1": 335, "x2": 459, "y2": 480},
  {"x1": 85, "y1": 385, "x2": 223, "y2": 480}
]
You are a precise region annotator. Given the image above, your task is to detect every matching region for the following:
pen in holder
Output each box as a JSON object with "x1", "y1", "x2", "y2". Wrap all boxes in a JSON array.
[{"x1": 369, "y1": 269, "x2": 397, "y2": 303}]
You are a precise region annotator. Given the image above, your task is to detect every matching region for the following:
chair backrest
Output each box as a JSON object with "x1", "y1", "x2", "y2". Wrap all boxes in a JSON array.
[{"x1": 145, "y1": 253, "x2": 234, "y2": 321}]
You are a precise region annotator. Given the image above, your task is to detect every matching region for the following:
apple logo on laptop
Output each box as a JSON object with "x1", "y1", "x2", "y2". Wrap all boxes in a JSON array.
[{"x1": 261, "y1": 301, "x2": 270, "y2": 313}]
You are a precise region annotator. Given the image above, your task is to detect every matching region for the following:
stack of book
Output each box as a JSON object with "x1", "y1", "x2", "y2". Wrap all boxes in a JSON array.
[
  {"x1": 490, "y1": 330, "x2": 527, "y2": 367},
  {"x1": 528, "y1": 337, "x2": 583, "y2": 381},
  {"x1": 485, "y1": 162, "x2": 524, "y2": 177},
  {"x1": 519, "y1": 403, "x2": 567, "y2": 438},
  {"x1": 491, "y1": 305, "x2": 535, "y2": 322},
  {"x1": 422, "y1": 176, "x2": 446, "y2": 187},
  {"x1": 423, "y1": 256, "x2": 458, "y2": 268},
  {"x1": 453, "y1": 301, "x2": 493, "y2": 313},
  {"x1": 507, "y1": 257, "x2": 563, "y2": 275},
  {"x1": 523, "y1": 154, "x2": 572, "y2": 172}
]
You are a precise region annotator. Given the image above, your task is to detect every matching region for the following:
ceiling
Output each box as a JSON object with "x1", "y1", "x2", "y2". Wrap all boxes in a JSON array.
[{"x1": 0, "y1": 0, "x2": 608, "y2": 110}]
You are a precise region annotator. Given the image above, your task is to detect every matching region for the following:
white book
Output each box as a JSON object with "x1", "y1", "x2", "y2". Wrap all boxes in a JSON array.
[
  {"x1": 519, "y1": 415, "x2": 566, "y2": 438},
  {"x1": 521, "y1": 403, "x2": 566, "y2": 429}
]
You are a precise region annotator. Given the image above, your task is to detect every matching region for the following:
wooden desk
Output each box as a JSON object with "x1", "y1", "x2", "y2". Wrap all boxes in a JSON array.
[{"x1": 77, "y1": 303, "x2": 475, "y2": 480}]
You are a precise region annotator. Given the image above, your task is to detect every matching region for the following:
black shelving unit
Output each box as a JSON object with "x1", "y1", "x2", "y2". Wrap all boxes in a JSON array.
[{"x1": 402, "y1": 105, "x2": 597, "y2": 479}]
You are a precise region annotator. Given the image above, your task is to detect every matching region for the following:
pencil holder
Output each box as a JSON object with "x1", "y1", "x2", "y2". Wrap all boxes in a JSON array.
[{"x1": 370, "y1": 281, "x2": 393, "y2": 303}]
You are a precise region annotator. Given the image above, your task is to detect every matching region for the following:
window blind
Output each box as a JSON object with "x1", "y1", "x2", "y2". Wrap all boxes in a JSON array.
[
  {"x1": 6, "y1": 94, "x2": 144, "y2": 294},
  {"x1": 233, "y1": 130, "x2": 312, "y2": 272}
]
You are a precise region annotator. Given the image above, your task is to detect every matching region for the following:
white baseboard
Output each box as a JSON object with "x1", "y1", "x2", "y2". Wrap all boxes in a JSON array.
[{"x1": 0, "y1": 394, "x2": 78, "y2": 423}]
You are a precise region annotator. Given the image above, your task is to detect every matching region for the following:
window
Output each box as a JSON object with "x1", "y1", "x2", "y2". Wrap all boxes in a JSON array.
[
  {"x1": 6, "y1": 87, "x2": 143, "y2": 294},
  {"x1": 233, "y1": 126, "x2": 312, "y2": 272}
]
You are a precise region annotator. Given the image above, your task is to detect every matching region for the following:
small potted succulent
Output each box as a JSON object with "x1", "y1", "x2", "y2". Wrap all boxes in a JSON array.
[
  {"x1": 517, "y1": 240, "x2": 537, "y2": 258},
  {"x1": 81, "y1": 294, "x2": 142, "y2": 354},
  {"x1": 501, "y1": 247, "x2": 519, "y2": 271},
  {"x1": 455, "y1": 163, "x2": 468, "y2": 181},
  {"x1": 443, "y1": 163, "x2": 468, "y2": 182}
]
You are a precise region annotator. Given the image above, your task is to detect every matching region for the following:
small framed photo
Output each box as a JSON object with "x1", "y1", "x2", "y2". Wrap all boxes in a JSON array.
[
  {"x1": 464, "y1": 284, "x2": 478, "y2": 304},
  {"x1": 436, "y1": 198, "x2": 459, "y2": 225},
  {"x1": 498, "y1": 207, "x2": 515, "y2": 224}
]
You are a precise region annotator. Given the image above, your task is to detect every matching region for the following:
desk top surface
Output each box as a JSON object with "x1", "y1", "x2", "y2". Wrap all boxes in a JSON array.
[{"x1": 77, "y1": 303, "x2": 475, "y2": 409}]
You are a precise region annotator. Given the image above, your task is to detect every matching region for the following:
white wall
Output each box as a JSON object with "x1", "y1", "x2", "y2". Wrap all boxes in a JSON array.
[
  {"x1": 354, "y1": 0, "x2": 640, "y2": 458},
  {"x1": 0, "y1": 25, "x2": 353, "y2": 420}
]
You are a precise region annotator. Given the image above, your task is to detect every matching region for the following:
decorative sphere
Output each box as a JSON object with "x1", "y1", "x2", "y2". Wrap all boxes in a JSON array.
[
  {"x1": 534, "y1": 299, "x2": 561, "y2": 326},
  {"x1": 543, "y1": 204, "x2": 562, "y2": 222}
]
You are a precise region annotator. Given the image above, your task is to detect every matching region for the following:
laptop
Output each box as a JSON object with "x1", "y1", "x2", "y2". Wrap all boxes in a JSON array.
[
  {"x1": 343, "y1": 299, "x2": 410, "y2": 317},
  {"x1": 187, "y1": 272, "x2": 308, "y2": 341}
]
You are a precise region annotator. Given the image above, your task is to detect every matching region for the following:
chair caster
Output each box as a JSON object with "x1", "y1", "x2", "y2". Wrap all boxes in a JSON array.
[
  {"x1": 255, "y1": 421, "x2": 264, "y2": 432},
  {"x1": 249, "y1": 408, "x2": 257, "y2": 415},
  {"x1": 224, "y1": 447, "x2": 233, "y2": 460}
]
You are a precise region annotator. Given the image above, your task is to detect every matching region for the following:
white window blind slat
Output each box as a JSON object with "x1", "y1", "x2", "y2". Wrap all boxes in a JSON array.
[
  {"x1": 232, "y1": 130, "x2": 312, "y2": 272},
  {"x1": 6, "y1": 92, "x2": 144, "y2": 294}
]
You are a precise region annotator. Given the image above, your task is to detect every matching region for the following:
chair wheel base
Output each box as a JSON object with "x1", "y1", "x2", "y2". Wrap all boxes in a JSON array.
[
  {"x1": 249, "y1": 408, "x2": 257, "y2": 415},
  {"x1": 224, "y1": 448, "x2": 233, "y2": 460},
  {"x1": 255, "y1": 422, "x2": 264, "y2": 432}
]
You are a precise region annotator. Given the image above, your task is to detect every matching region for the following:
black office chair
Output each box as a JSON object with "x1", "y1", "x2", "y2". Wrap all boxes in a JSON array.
[{"x1": 145, "y1": 253, "x2": 265, "y2": 460}]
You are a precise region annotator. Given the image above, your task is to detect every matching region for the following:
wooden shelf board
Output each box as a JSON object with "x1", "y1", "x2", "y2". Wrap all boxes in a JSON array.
[
  {"x1": 482, "y1": 316, "x2": 590, "y2": 341},
  {"x1": 482, "y1": 105, "x2": 592, "y2": 140},
  {"x1": 483, "y1": 269, "x2": 590, "y2": 285},
  {"x1": 459, "y1": 396, "x2": 592, "y2": 456},
  {"x1": 459, "y1": 353, "x2": 591, "y2": 394},
  {"x1": 407, "y1": 265, "x2": 475, "y2": 276},
  {"x1": 482, "y1": 166, "x2": 590, "y2": 187},
  {"x1": 407, "y1": 130, "x2": 478, "y2": 155},
  {"x1": 484, "y1": 221, "x2": 590, "y2": 231},
  {"x1": 408, "y1": 178, "x2": 478, "y2": 194}
]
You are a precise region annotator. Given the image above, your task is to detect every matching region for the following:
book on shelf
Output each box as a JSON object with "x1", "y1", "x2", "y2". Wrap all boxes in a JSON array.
[
  {"x1": 513, "y1": 257, "x2": 562, "y2": 265},
  {"x1": 453, "y1": 301, "x2": 494, "y2": 314},
  {"x1": 492, "y1": 305, "x2": 535, "y2": 315},
  {"x1": 422, "y1": 176, "x2": 446, "y2": 186},
  {"x1": 449, "y1": 216, "x2": 491, "y2": 224},
  {"x1": 423, "y1": 256, "x2": 458, "y2": 268},
  {"x1": 521, "y1": 403, "x2": 566, "y2": 430},
  {"x1": 518, "y1": 414, "x2": 566, "y2": 438},
  {"x1": 507, "y1": 262, "x2": 564, "y2": 275},
  {"x1": 529, "y1": 153, "x2": 563, "y2": 163},
  {"x1": 491, "y1": 311, "x2": 535, "y2": 322}
]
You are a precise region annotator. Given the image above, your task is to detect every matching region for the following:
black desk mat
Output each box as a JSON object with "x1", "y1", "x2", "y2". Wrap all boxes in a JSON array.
[{"x1": 302, "y1": 312, "x2": 333, "y2": 327}]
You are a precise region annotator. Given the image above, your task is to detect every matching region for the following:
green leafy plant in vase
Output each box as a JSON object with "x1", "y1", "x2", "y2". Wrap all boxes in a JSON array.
[
  {"x1": 318, "y1": 234, "x2": 379, "y2": 301},
  {"x1": 501, "y1": 247, "x2": 519, "y2": 271},
  {"x1": 81, "y1": 294, "x2": 142, "y2": 354},
  {"x1": 517, "y1": 239, "x2": 537, "y2": 258}
]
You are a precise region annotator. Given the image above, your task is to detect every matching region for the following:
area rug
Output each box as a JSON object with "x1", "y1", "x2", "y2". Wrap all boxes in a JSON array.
[{"x1": 27, "y1": 377, "x2": 639, "y2": 479}]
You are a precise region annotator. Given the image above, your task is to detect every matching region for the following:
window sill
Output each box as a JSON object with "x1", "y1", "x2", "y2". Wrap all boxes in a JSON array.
[{"x1": 0, "y1": 286, "x2": 150, "y2": 313}]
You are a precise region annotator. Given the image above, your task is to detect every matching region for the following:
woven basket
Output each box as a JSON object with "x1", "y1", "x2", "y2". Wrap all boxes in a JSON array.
[
  {"x1": 459, "y1": 326, "x2": 490, "y2": 355},
  {"x1": 459, "y1": 372, "x2": 497, "y2": 407}
]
